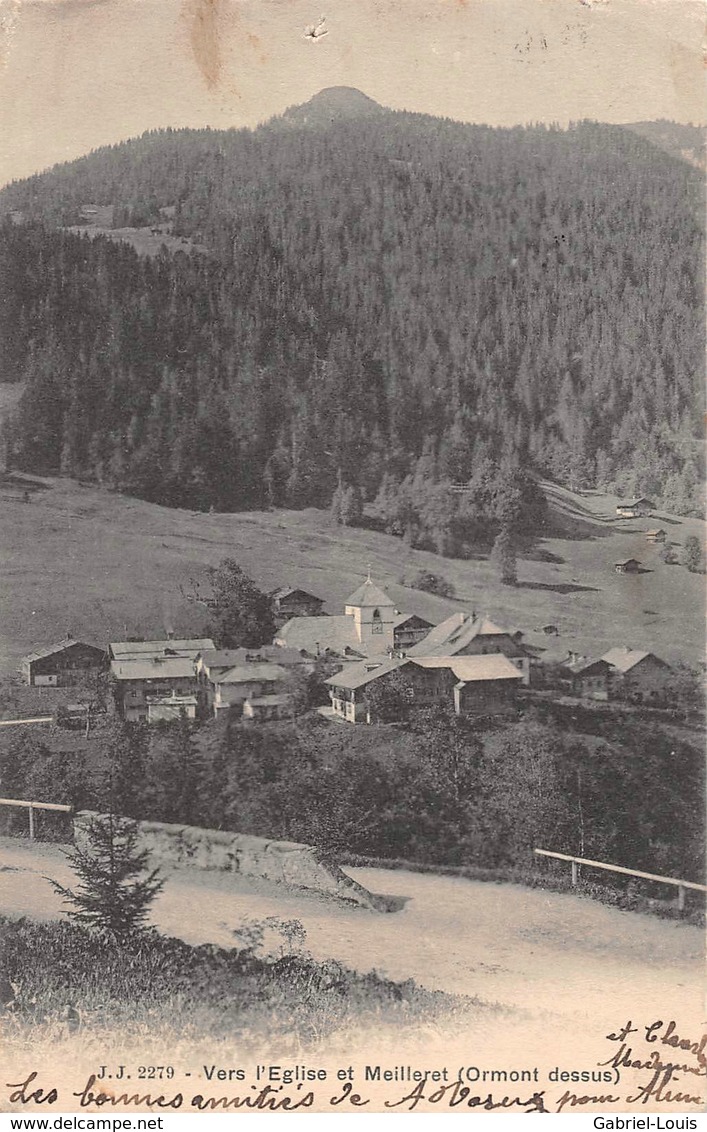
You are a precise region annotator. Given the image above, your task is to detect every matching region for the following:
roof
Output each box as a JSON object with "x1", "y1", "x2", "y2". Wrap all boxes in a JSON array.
[
  {"x1": 393, "y1": 612, "x2": 434, "y2": 630},
  {"x1": 567, "y1": 657, "x2": 612, "y2": 677},
  {"x1": 21, "y1": 638, "x2": 104, "y2": 665},
  {"x1": 344, "y1": 578, "x2": 395, "y2": 608},
  {"x1": 614, "y1": 559, "x2": 641, "y2": 567},
  {"x1": 271, "y1": 587, "x2": 323, "y2": 603},
  {"x1": 645, "y1": 529, "x2": 666, "y2": 536},
  {"x1": 617, "y1": 498, "x2": 655, "y2": 509},
  {"x1": 110, "y1": 638, "x2": 214, "y2": 660},
  {"x1": 215, "y1": 663, "x2": 288, "y2": 685},
  {"x1": 275, "y1": 615, "x2": 364, "y2": 657},
  {"x1": 414, "y1": 654, "x2": 523, "y2": 683},
  {"x1": 601, "y1": 647, "x2": 668, "y2": 674},
  {"x1": 111, "y1": 657, "x2": 197, "y2": 681},
  {"x1": 201, "y1": 646, "x2": 308, "y2": 671},
  {"x1": 408, "y1": 612, "x2": 514, "y2": 657},
  {"x1": 325, "y1": 657, "x2": 409, "y2": 690},
  {"x1": 326, "y1": 653, "x2": 523, "y2": 690}
]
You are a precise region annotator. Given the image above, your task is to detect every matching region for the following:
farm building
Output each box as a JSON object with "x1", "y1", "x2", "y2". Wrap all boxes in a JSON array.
[
  {"x1": 271, "y1": 587, "x2": 325, "y2": 620},
  {"x1": 566, "y1": 657, "x2": 613, "y2": 701},
  {"x1": 601, "y1": 647, "x2": 672, "y2": 704},
  {"x1": 615, "y1": 498, "x2": 656, "y2": 519},
  {"x1": 614, "y1": 559, "x2": 642, "y2": 574},
  {"x1": 20, "y1": 638, "x2": 106, "y2": 687},
  {"x1": 324, "y1": 652, "x2": 522, "y2": 723},
  {"x1": 645, "y1": 529, "x2": 667, "y2": 543}
]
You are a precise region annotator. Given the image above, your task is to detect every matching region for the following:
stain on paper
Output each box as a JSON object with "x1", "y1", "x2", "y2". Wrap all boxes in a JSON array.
[{"x1": 183, "y1": 0, "x2": 225, "y2": 89}]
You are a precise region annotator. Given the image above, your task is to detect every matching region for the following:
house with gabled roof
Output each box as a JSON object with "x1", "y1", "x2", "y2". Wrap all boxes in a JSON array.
[
  {"x1": 324, "y1": 651, "x2": 523, "y2": 723},
  {"x1": 566, "y1": 657, "x2": 613, "y2": 701},
  {"x1": 408, "y1": 611, "x2": 530, "y2": 683},
  {"x1": 601, "y1": 647, "x2": 672, "y2": 704},
  {"x1": 271, "y1": 586, "x2": 325, "y2": 621},
  {"x1": 207, "y1": 661, "x2": 291, "y2": 718},
  {"x1": 111, "y1": 655, "x2": 201, "y2": 722},
  {"x1": 615, "y1": 498, "x2": 656, "y2": 519}
]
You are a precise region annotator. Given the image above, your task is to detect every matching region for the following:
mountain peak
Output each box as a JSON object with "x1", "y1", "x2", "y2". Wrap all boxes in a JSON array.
[{"x1": 278, "y1": 87, "x2": 386, "y2": 128}]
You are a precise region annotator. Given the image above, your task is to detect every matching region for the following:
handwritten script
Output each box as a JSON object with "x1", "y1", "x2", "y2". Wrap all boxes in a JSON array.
[{"x1": 4, "y1": 1020, "x2": 705, "y2": 1114}]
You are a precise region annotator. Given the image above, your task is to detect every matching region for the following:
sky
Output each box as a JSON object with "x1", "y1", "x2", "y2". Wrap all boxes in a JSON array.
[{"x1": 0, "y1": 0, "x2": 704, "y2": 186}]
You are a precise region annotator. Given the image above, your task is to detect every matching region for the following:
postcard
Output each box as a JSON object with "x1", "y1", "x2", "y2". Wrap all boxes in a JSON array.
[{"x1": 0, "y1": 0, "x2": 704, "y2": 1117}]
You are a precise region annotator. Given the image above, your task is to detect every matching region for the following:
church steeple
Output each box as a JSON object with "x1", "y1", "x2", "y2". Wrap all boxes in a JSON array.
[{"x1": 344, "y1": 575, "x2": 395, "y2": 654}]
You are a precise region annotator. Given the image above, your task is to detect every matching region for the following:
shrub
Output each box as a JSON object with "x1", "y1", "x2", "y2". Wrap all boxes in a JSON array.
[{"x1": 407, "y1": 570, "x2": 456, "y2": 598}]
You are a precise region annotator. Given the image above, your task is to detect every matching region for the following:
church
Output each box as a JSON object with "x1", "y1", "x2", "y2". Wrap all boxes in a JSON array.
[{"x1": 272, "y1": 574, "x2": 433, "y2": 659}]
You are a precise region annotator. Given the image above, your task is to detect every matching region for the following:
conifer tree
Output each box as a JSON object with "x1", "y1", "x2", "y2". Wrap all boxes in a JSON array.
[
  {"x1": 491, "y1": 525, "x2": 518, "y2": 586},
  {"x1": 52, "y1": 814, "x2": 164, "y2": 943}
]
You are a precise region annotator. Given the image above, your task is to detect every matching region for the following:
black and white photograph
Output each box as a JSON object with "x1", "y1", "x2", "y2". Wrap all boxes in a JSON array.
[{"x1": 0, "y1": 0, "x2": 705, "y2": 1117}]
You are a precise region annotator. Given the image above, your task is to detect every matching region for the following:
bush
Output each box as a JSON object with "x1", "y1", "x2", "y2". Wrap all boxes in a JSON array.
[
  {"x1": 406, "y1": 570, "x2": 456, "y2": 598},
  {"x1": 681, "y1": 535, "x2": 705, "y2": 573}
]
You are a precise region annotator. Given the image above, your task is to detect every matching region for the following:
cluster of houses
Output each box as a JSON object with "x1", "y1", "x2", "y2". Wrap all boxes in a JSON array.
[{"x1": 18, "y1": 573, "x2": 678, "y2": 726}]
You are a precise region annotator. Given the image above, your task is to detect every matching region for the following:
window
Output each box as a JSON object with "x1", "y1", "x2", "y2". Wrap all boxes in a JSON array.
[{"x1": 371, "y1": 608, "x2": 383, "y2": 634}]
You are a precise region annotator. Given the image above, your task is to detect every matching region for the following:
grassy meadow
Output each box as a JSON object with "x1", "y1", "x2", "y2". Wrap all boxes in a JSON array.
[{"x1": 0, "y1": 471, "x2": 704, "y2": 677}]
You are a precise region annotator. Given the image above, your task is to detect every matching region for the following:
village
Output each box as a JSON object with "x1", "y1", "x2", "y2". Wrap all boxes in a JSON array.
[{"x1": 16, "y1": 563, "x2": 682, "y2": 733}]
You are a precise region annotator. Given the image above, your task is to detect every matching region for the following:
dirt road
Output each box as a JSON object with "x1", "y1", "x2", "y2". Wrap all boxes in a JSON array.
[{"x1": 1, "y1": 837, "x2": 702, "y2": 1041}]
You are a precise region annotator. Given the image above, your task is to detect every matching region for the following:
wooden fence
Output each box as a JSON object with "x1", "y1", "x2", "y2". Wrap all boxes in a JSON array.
[
  {"x1": 534, "y1": 848, "x2": 707, "y2": 911},
  {"x1": 0, "y1": 797, "x2": 72, "y2": 839}
]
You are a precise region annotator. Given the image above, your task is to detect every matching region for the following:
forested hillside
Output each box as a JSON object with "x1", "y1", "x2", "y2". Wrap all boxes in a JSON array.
[{"x1": 0, "y1": 96, "x2": 703, "y2": 532}]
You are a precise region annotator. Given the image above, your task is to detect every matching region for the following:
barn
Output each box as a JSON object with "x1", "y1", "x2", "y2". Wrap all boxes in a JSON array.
[{"x1": 20, "y1": 638, "x2": 106, "y2": 687}]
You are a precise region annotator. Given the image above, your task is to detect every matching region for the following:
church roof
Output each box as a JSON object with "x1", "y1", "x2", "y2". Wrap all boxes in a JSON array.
[
  {"x1": 274, "y1": 615, "x2": 364, "y2": 658},
  {"x1": 345, "y1": 578, "x2": 394, "y2": 608}
]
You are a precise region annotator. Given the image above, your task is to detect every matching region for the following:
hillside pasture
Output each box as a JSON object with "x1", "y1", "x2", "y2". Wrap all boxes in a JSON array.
[{"x1": 0, "y1": 475, "x2": 704, "y2": 677}]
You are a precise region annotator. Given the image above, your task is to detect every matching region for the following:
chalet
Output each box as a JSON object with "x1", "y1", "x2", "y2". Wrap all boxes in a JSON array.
[
  {"x1": 324, "y1": 653, "x2": 522, "y2": 723},
  {"x1": 416, "y1": 655, "x2": 524, "y2": 716},
  {"x1": 271, "y1": 587, "x2": 325, "y2": 621},
  {"x1": 614, "y1": 559, "x2": 641, "y2": 574},
  {"x1": 206, "y1": 662, "x2": 291, "y2": 718},
  {"x1": 111, "y1": 655, "x2": 200, "y2": 722},
  {"x1": 20, "y1": 638, "x2": 106, "y2": 687},
  {"x1": 392, "y1": 612, "x2": 435, "y2": 649},
  {"x1": 408, "y1": 611, "x2": 530, "y2": 684},
  {"x1": 566, "y1": 657, "x2": 613, "y2": 701},
  {"x1": 645, "y1": 529, "x2": 667, "y2": 543},
  {"x1": 615, "y1": 498, "x2": 655, "y2": 519},
  {"x1": 601, "y1": 647, "x2": 672, "y2": 704}
]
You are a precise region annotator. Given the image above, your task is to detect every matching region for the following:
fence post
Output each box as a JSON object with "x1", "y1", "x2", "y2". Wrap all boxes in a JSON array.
[
  {"x1": 571, "y1": 860, "x2": 578, "y2": 887},
  {"x1": 28, "y1": 804, "x2": 35, "y2": 840},
  {"x1": 677, "y1": 885, "x2": 685, "y2": 912}
]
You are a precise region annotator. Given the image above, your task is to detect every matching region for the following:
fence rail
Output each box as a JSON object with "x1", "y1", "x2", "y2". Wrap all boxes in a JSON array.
[
  {"x1": 0, "y1": 797, "x2": 72, "y2": 839},
  {"x1": 534, "y1": 848, "x2": 707, "y2": 911}
]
